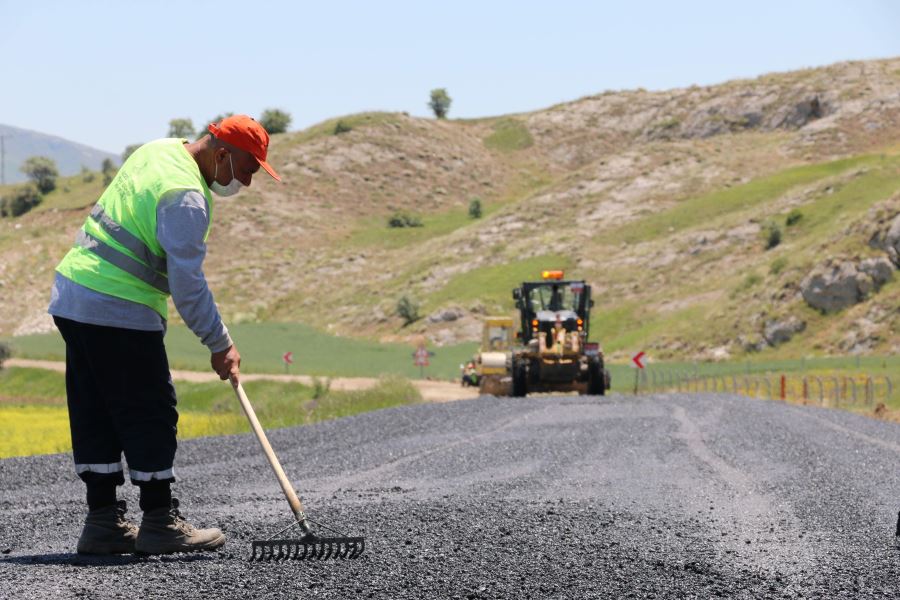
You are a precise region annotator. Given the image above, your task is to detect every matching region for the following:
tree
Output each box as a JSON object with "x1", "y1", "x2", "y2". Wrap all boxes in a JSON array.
[
  {"x1": 396, "y1": 295, "x2": 420, "y2": 326},
  {"x1": 0, "y1": 341, "x2": 9, "y2": 370},
  {"x1": 428, "y1": 88, "x2": 452, "y2": 119},
  {"x1": 122, "y1": 144, "x2": 142, "y2": 163},
  {"x1": 20, "y1": 156, "x2": 58, "y2": 194},
  {"x1": 259, "y1": 109, "x2": 291, "y2": 134},
  {"x1": 168, "y1": 118, "x2": 195, "y2": 138},
  {"x1": 1, "y1": 183, "x2": 42, "y2": 217},
  {"x1": 101, "y1": 158, "x2": 118, "y2": 186}
]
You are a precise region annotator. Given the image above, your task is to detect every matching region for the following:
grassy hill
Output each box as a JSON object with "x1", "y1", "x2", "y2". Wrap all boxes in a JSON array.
[
  {"x1": 1, "y1": 57, "x2": 899, "y2": 364},
  {"x1": 0, "y1": 124, "x2": 118, "y2": 184}
]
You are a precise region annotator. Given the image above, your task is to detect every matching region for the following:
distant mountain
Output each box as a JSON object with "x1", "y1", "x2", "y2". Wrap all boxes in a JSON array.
[{"x1": 0, "y1": 124, "x2": 118, "y2": 185}]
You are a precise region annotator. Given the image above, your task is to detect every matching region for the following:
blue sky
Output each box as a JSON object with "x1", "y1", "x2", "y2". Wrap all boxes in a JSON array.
[{"x1": 2, "y1": 1, "x2": 899, "y2": 154}]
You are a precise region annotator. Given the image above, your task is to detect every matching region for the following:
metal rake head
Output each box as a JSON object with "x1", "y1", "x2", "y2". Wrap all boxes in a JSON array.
[{"x1": 251, "y1": 535, "x2": 366, "y2": 561}]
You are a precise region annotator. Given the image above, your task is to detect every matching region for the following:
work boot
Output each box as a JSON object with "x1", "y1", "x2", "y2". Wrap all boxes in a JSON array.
[
  {"x1": 76, "y1": 500, "x2": 139, "y2": 555},
  {"x1": 135, "y1": 498, "x2": 225, "y2": 554}
]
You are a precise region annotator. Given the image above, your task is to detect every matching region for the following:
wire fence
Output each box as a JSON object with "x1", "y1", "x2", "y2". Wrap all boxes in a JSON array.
[{"x1": 635, "y1": 368, "x2": 894, "y2": 409}]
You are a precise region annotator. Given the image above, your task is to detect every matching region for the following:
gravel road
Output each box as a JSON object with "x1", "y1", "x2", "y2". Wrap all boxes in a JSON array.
[{"x1": 2, "y1": 392, "x2": 900, "y2": 598}]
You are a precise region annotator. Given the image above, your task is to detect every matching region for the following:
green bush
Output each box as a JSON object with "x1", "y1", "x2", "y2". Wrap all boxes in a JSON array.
[
  {"x1": 0, "y1": 342, "x2": 10, "y2": 369},
  {"x1": 396, "y1": 295, "x2": 420, "y2": 325},
  {"x1": 333, "y1": 120, "x2": 352, "y2": 135},
  {"x1": 80, "y1": 166, "x2": 95, "y2": 183},
  {"x1": 764, "y1": 223, "x2": 782, "y2": 249},
  {"x1": 387, "y1": 211, "x2": 423, "y2": 228},
  {"x1": 468, "y1": 198, "x2": 483, "y2": 219},
  {"x1": 785, "y1": 209, "x2": 803, "y2": 227},
  {"x1": 259, "y1": 109, "x2": 292, "y2": 134},
  {"x1": 1, "y1": 184, "x2": 42, "y2": 217},
  {"x1": 428, "y1": 88, "x2": 452, "y2": 119},
  {"x1": 20, "y1": 156, "x2": 58, "y2": 194},
  {"x1": 311, "y1": 376, "x2": 332, "y2": 399},
  {"x1": 769, "y1": 256, "x2": 788, "y2": 275}
]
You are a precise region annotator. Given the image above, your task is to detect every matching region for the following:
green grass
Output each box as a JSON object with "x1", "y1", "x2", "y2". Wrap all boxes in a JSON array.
[
  {"x1": 483, "y1": 118, "x2": 534, "y2": 152},
  {"x1": 281, "y1": 112, "x2": 405, "y2": 147},
  {"x1": 5, "y1": 322, "x2": 477, "y2": 380},
  {"x1": 638, "y1": 355, "x2": 900, "y2": 407},
  {"x1": 425, "y1": 254, "x2": 573, "y2": 313},
  {"x1": 0, "y1": 367, "x2": 422, "y2": 458},
  {"x1": 605, "y1": 153, "x2": 884, "y2": 245},
  {"x1": 349, "y1": 203, "x2": 499, "y2": 249},
  {"x1": 0, "y1": 171, "x2": 106, "y2": 218}
]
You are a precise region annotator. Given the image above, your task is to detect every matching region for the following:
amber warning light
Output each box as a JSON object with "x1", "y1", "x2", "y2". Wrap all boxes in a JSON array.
[{"x1": 541, "y1": 270, "x2": 564, "y2": 280}]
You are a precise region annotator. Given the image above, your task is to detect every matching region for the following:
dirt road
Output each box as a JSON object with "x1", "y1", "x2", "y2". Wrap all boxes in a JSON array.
[
  {"x1": 5, "y1": 358, "x2": 478, "y2": 403},
  {"x1": 3, "y1": 392, "x2": 900, "y2": 597}
]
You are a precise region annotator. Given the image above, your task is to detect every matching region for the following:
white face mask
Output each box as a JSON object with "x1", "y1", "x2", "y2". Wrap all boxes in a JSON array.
[{"x1": 210, "y1": 153, "x2": 242, "y2": 197}]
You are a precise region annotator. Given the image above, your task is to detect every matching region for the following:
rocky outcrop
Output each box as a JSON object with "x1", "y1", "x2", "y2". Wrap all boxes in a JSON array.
[
  {"x1": 801, "y1": 262, "x2": 864, "y2": 313},
  {"x1": 799, "y1": 256, "x2": 896, "y2": 313},
  {"x1": 858, "y1": 257, "x2": 894, "y2": 287},
  {"x1": 885, "y1": 214, "x2": 900, "y2": 267},
  {"x1": 427, "y1": 307, "x2": 464, "y2": 323},
  {"x1": 763, "y1": 317, "x2": 806, "y2": 346}
]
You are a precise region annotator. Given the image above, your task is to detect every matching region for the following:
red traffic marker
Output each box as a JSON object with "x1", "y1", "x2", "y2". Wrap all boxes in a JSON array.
[
  {"x1": 282, "y1": 351, "x2": 293, "y2": 365},
  {"x1": 632, "y1": 351, "x2": 646, "y2": 369}
]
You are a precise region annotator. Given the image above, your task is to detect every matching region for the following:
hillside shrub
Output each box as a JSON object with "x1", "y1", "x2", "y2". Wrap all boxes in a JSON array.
[
  {"x1": 388, "y1": 211, "x2": 423, "y2": 228},
  {"x1": 785, "y1": 209, "x2": 803, "y2": 226},
  {"x1": 396, "y1": 296, "x2": 420, "y2": 325},
  {"x1": 1, "y1": 184, "x2": 42, "y2": 217},
  {"x1": 769, "y1": 256, "x2": 788, "y2": 275},
  {"x1": 81, "y1": 166, "x2": 95, "y2": 183},
  {"x1": 333, "y1": 120, "x2": 352, "y2": 135},
  {"x1": 764, "y1": 223, "x2": 782, "y2": 249},
  {"x1": 428, "y1": 88, "x2": 452, "y2": 119},
  {"x1": 20, "y1": 156, "x2": 58, "y2": 194},
  {"x1": 468, "y1": 197, "x2": 483, "y2": 219},
  {"x1": 260, "y1": 109, "x2": 291, "y2": 134}
]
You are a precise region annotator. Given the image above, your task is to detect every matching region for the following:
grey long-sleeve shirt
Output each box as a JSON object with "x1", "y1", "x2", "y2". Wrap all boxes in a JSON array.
[{"x1": 48, "y1": 190, "x2": 232, "y2": 353}]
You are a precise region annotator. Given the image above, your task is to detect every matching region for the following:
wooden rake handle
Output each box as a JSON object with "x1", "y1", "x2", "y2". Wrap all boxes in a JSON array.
[{"x1": 230, "y1": 376, "x2": 311, "y2": 532}]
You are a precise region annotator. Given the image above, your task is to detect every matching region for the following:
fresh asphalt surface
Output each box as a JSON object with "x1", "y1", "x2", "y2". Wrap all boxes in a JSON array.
[{"x1": 2, "y1": 392, "x2": 900, "y2": 598}]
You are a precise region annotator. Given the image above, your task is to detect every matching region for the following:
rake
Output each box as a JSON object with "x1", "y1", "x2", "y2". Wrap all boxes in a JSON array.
[{"x1": 230, "y1": 375, "x2": 365, "y2": 561}]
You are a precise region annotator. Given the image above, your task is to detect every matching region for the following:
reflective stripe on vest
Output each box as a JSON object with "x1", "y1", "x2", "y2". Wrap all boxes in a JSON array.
[
  {"x1": 76, "y1": 230, "x2": 170, "y2": 294},
  {"x1": 89, "y1": 204, "x2": 168, "y2": 275}
]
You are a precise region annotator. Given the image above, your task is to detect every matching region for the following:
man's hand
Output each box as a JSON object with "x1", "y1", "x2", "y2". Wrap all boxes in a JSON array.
[{"x1": 211, "y1": 344, "x2": 241, "y2": 382}]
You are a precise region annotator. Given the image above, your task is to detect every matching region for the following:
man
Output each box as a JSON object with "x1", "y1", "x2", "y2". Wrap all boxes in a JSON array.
[{"x1": 48, "y1": 115, "x2": 281, "y2": 555}]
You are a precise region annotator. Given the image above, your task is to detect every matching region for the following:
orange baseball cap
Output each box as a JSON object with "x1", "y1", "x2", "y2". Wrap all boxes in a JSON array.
[{"x1": 207, "y1": 115, "x2": 281, "y2": 182}]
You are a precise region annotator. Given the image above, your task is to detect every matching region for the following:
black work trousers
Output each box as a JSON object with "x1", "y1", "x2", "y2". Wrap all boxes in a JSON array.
[{"x1": 54, "y1": 316, "x2": 178, "y2": 487}]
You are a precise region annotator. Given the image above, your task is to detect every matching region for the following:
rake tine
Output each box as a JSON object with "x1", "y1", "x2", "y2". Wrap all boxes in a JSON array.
[{"x1": 334, "y1": 543, "x2": 348, "y2": 559}]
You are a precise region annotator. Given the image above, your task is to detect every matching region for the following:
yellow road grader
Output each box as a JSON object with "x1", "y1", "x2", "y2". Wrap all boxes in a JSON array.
[{"x1": 473, "y1": 271, "x2": 610, "y2": 396}]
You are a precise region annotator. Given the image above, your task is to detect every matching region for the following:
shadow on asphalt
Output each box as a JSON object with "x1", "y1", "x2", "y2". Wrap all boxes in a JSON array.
[{"x1": 0, "y1": 551, "x2": 222, "y2": 566}]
